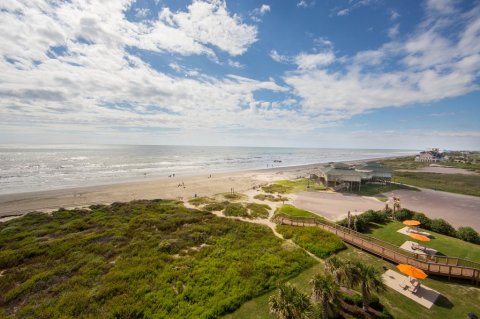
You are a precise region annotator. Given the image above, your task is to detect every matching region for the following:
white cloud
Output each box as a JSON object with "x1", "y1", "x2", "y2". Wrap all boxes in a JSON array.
[
  {"x1": 135, "y1": 8, "x2": 149, "y2": 18},
  {"x1": 294, "y1": 52, "x2": 335, "y2": 70},
  {"x1": 260, "y1": 4, "x2": 271, "y2": 15},
  {"x1": 284, "y1": 2, "x2": 480, "y2": 122},
  {"x1": 297, "y1": 1, "x2": 315, "y2": 8},
  {"x1": 314, "y1": 37, "x2": 333, "y2": 49},
  {"x1": 0, "y1": 0, "x2": 298, "y2": 136},
  {"x1": 227, "y1": 59, "x2": 244, "y2": 68},
  {"x1": 270, "y1": 50, "x2": 290, "y2": 63},
  {"x1": 388, "y1": 24, "x2": 400, "y2": 38},
  {"x1": 390, "y1": 9, "x2": 400, "y2": 20}
]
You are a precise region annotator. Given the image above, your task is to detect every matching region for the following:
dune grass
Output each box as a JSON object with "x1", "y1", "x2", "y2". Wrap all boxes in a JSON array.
[
  {"x1": 246, "y1": 203, "x2": 271, "y2": 219},
  {"x1": 0, "y1": 200, "x2": 315, "y2": 318}
]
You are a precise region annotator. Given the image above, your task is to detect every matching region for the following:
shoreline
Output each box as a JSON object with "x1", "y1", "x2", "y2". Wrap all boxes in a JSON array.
[{"x1": 0, "y1": 155, "x2": 403, "y2": 218}]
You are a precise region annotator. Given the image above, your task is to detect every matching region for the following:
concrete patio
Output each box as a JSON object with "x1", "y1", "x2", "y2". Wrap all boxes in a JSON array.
[
  {"x1": 400, "y1": 240, "x2": 438, "y2": 256},
  {"x1": 382, "y1": 269, "x2": 440, "y2": 309}
]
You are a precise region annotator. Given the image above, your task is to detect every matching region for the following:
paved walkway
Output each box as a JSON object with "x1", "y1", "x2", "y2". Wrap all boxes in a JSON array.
[{"x1": 382, "y1": 269, "x2": 440, "y2": 309}]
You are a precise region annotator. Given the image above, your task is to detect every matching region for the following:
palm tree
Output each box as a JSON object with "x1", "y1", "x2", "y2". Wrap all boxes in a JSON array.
[
  {"x1": 324, "y1": 256, "x2": 348, "y2": 285},
  {"x1": 348, "y1": 261, "x2": 386, "y2": 311},
  {"x1": 269, "y1": 284, "x2": 311, "y2": 319},
  {"x1": 310, "y1": 274, "x2": 341, "y2": 319}
]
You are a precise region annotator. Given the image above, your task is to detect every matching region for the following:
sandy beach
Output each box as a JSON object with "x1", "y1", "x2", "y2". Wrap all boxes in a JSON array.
[
  {"x1": 1, "y1": 158, "x2": 479, "y2": 232},
  {"x1": 0, "y1": 163, "x2": 318, "y2": 217}
]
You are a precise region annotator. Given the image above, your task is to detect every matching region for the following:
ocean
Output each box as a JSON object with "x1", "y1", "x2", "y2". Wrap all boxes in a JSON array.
[{"x1": 0, "y1": 145, "x2": 416, "y2": 195}]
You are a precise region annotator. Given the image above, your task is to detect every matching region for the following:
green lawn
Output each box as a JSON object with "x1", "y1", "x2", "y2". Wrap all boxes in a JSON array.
[
  {"x1": 392, "y1": 172, "x2": 480, "y2": 197},
  {"x1": 274, "y1": 179, "x2": 327, "y2": 192},
  {"x1": 369, "y1": 221, "x2": 480, "y2": 263},
  {"x1": 224, "y1": 246, "x2": 480, "y2": 319}
]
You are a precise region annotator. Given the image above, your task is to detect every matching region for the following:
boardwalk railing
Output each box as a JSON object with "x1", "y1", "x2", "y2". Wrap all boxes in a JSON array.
[{"x1": 274, "y1": 215, "x2": 480, "y2": 284}]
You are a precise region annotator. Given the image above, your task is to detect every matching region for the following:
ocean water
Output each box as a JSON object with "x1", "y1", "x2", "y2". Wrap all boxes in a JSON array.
[{"x1": 0, "y1": 145, "x2": 416, "y2": 195}]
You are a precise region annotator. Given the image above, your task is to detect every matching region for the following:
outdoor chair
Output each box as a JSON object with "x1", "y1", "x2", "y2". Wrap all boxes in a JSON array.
[{"x1": 410, "y1": 278, "x2": 420, "y2": 294}]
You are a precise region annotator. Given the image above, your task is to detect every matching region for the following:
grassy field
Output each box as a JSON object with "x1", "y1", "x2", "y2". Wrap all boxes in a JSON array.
[
  {"x1": 224, "y1": 246, "x2": 480, "y2": 319},
  {"x1": 273, "y1": 179, "x2": 327, "y2": 192},
  {"x1": 392, "y1": 171, "x2": 480, "y2": 197},
  {"x1": 368, "y1": 221, "x2": 480, "y2": 263},
  {"x1": 0, "y1": 200, "x2": 315, "y2": 318}
]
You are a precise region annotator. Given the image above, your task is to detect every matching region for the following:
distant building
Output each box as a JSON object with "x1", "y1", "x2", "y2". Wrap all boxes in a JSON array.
[
  {"x1": 414, "y1": 149, "x2": 444, "y2": 162},
  {"x1": 310, "y1": 162, "x2": 392, "y2": 191}
]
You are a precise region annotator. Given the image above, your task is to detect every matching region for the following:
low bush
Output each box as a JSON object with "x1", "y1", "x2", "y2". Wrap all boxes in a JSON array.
[
  {"x1": 456, "y1": 227, "x2": 479, "y2": 244},
  {"x1": 203, "y1": 202, "x2": 228, "y2": 212},
  {"x1": 253, "y1": 194, "x2": 288, "y2": 202},
  {"x1": 222, "y1": 193, "x2": 245, "y2": 201},
  {"x1": 188, "y1": 197, "x2": 212, "y2": 206},
  {"x1": 393, "y1": 208, "x2": 415, "y2": 221},
  {"x1": 412, "y1": 212, "x2": 432, "y2": 229},
  {"x1": 430, "y1": 218, "x2": 456, "y2": 236},
  {"x1": 223, "y1": 203, "x2": 249, "y2": 218},
  {"x1": 246, "y1": 203, "x2": 270, "y2": 219},
  {"x1": 276, "y1": 225, "x2": 346, "y2": 258}
]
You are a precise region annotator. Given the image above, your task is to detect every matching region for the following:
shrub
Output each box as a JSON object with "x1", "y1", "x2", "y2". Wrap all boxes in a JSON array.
[
  {"x1": 394, "y1": 208, "x2": 414, "y2": 221},
  {"x1": 223, "y1": 203, "x2": 249, "y2": 218},
  {"x1": 203, "y1": 202, "x2": 228, "y2": 212},
  {"x1": 361, "y1": 210, "x2": 388, "y2": 224},
  {"x1": 188, "y1": 197, "x2": 212, "y2": 207},
  {"x1": 246, "y1": 203, "x2": 270, "y2": 219},
  {"x1": 412, "y1": 212, "x2": 432, "y2": 229},
  {"x1": 222, "y1": 193, "x2": 245, "y2": 200},
  {"x1": 456, "y1": 227, "x2": 479, "y2": 244},
  {"x1": 430, "y1": 219, "x2": 456, "y2": 236},
  {"x1": 253, "y1": 194, "x2": 288, "y2": 202}
]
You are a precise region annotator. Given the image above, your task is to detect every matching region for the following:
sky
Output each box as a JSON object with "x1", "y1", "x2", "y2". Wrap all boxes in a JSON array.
[{"x1": 0, "y1": 0, "x2": 479, "y2": 150}]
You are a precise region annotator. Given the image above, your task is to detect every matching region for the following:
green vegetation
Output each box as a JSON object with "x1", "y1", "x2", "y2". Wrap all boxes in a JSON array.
[
  {"x1": 261, "y1": 184, "x2": 290, "y2": 194},
  {"x1": 276, "y1": 225, "x2": 346, "y2": 259},
  {"x1": 369, "y1": 221, "x2": 480, "y2": 262},
  {"x1": 273, "y1": 205, "x2": 322, "y2": 220},
  {"x1": 393, "y1": 171, "x2": 480, "y2": 197},
  {"x1": 246, "y1": 203, "x2": 271, "y2": 219},
  {"x1": 456, "y1": 227, "x2": 480, "y2": 244},
  {"x1": 0, "y1": 200, "x2": 315, "y2": 318},
  {"x1": 274, "y1": 179, "x2": 326, "y2": 192},
  {"x1": 188, "y1": 196, "x2": 213, "y2": 206},
  {"x1": 222, "y1": 192, "x2": 247, "y2": 201},
  {"x1": 223, "y1": 203, "x2": 249, "y2": 218},
  {"x1": 379, "y1": 156, "x2": 430, "y2": 170},
  {"x1": 203, "y1": 201, "x2": 229, "y2": 212},
  {"x1": 226, "y1": 246, "x2": 480, "y2": 319},
  {"x1": 253, "y1": 194, "x2": 288, "y2": 202}
]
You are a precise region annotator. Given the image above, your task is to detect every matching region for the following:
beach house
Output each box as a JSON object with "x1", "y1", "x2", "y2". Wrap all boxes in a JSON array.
[{"x1": 310, "y1": 162, "x2": 392, "y2": 191}]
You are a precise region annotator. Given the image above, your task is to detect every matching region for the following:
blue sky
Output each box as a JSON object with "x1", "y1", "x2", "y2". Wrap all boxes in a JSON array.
[{"x1": 0, "y1": 0, "x2": 479, "y2": 150}]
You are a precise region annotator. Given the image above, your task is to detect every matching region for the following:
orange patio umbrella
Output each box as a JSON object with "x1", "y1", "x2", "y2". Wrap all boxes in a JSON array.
[
  {"x1": 409, "y1": 233, "x2": 431, "y2": 242},
  {"x1": 397, "y1": 264, "x2": 428, "y2": 279},
  {"x1": 403, "y1": 220, "x2": 421, "y2": 226}
]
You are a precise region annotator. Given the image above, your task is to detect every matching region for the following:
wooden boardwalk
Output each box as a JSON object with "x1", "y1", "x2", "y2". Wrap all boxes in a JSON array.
[{"x1": 275, "y1": 216, "x2": 480, "y2": 284}]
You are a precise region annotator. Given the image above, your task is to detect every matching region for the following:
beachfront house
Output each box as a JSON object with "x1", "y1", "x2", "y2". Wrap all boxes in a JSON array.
[{"x1": 310, "y1": 162, "x2": 392, "y2": 191}]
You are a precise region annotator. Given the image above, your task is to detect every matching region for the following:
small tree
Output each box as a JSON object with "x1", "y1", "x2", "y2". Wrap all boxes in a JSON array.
[
  {"x1": 269, "y1": 284, "x2": 311, "y2": 319},
  {"x1": 348, "y1": 261, "x2": 386, "y2": 311},
  {"x1": 310, "y1": 274, "x2": 341, "y2": 319},
  {"x1": 456, "y1": 227, "x2": 479, "y2": 244}
]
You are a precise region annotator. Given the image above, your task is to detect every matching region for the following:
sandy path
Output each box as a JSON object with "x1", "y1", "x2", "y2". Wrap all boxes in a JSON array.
[
  {"x1": 293, "y1": 192, "x2": 386, "y2": 221},
  {"x1": 382, "y1": 188, "x2": 480, "y2": 230}
]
